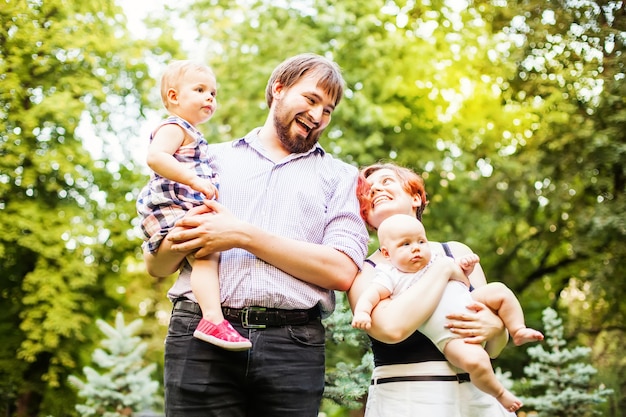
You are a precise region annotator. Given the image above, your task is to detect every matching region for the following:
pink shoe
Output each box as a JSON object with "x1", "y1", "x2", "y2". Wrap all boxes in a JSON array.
[{"x1": 194, "y1": 319, "x2": 252, "y2": 351}]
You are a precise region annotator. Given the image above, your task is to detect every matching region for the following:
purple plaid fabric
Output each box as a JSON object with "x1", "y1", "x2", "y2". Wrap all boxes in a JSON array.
[{"x1": 136, "y1": 116, "x2": 216, "y2": 253}]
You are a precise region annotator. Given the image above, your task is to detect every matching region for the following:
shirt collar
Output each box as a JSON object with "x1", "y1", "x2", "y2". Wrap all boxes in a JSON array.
[{"x1": 233, "y1": 128, "x2": 325, "y2": 157}]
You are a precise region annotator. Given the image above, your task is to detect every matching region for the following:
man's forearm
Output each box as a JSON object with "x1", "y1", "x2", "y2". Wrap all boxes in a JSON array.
[
  {"x1": 240, "y1": 223, "x2": 359, "y2": 291},
  {"x1": 144, "y1": 236, "x2": 188, "y2": 278}
]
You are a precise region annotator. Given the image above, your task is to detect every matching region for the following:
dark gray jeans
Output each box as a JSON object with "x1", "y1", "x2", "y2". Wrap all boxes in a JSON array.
[{"x1": 164, "y1": 308, "x2": 326, "y2": 417}]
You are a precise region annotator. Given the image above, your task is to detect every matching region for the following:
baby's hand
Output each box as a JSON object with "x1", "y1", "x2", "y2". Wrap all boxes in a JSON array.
[
  {"x1": 457, "y1": 253, "x2": 480, "y2": 277},
  {"x1": 190, "y1": 177, "x2": 219, "y2": 200},
  {"x1": 351, "y1": 311, "x2": 372, "y2": 330},
  {"x1": 432, "y1": 256, "x2": 470, "y2": 287},
  {"x1": 448, "y1": 264, "x2": 471, "y2": 288}
]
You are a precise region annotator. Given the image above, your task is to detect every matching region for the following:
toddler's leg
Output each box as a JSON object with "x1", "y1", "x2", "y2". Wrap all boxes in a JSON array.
[
  {"x1": 444, "y1": 339, "x2": 523, "y2": 412},
  {"x1": 471, "y1": 282, "x2": 544, "y2": 346},
  {"x1": 190, "y1": 254, "x2": 251, "y2": 351}
]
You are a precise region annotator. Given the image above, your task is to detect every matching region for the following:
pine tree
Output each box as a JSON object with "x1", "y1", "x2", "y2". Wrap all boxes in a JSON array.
[
  {"x1": 519, "y1": 307, "x2": 612, "y2": 416},
  {"x1": 69, "y1": 313, "x2": 161, "y2": 417},
  {"x1": 323, "y1": 292, "x2": 372, "y2": 409}
]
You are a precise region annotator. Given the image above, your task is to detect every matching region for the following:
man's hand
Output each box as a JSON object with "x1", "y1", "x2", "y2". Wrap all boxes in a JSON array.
[{"x1": 169, "y1": 200, "x2": 247, "y2": 258}]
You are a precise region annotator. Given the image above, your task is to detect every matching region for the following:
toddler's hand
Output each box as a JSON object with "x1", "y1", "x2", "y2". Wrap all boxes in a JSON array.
[
  {"x1": 351, "y1": 311, "x2": 372, "y2": 330},
  {"x1": 190, "y1": 177, "x2": 219, "y2": 200}
]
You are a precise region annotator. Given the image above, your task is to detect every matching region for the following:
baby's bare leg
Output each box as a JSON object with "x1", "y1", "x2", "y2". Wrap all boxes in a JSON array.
[
  {"x1": 471, "y1": 282, "x2": 544, "y2": 346},
  {"x1": 444, "y1": 339, "x2": 523, "y2": 412}
]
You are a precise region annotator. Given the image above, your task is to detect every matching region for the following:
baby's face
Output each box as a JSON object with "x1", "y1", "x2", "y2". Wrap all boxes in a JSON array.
[{"x1": 383, "y1": 220, "x2": 431, "y2": 273}]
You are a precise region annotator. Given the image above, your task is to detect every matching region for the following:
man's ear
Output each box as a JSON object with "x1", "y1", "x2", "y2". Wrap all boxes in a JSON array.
[{"x1": 272, "y1": 81, "x2": 284, "y2": 99}]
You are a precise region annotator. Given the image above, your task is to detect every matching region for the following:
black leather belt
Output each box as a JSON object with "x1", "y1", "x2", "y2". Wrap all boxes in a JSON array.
[
  {"x1": 173, "y1": 299, "x2": 320, "y2": 329},
  {"x1": 371, "y1": 373, "x2": 471, "y2": 385}
]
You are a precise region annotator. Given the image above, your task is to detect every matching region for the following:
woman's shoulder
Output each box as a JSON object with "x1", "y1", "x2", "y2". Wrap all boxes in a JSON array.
[
  {"x1": 445, "y1": 240, "x2": 474, "y2": 256},
  {"x1": 429, "y1": 240, "x2": 473, "y2": 258},
  {"x1": 366, "y1": 250, "x2": 388, "y2": 267}
]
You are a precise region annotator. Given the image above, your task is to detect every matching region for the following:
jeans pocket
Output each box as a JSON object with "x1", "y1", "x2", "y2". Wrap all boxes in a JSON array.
[
  {"x1": 287, "y1": 320, "x2": 325, "y2": 347},
  {"x1": 167, "y1": 311, "x2": 200, "y2": 339}
]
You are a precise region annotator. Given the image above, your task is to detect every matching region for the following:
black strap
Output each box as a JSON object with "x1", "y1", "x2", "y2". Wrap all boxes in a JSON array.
[
  {"x1": 441, "y1": 242, "x2": 475, "y2": 292},
  {"x1": 371, "y1": 373, "x2": 471, "y2": 385},
  {"x1": 172, "y1": 299, "x2": 320, "y2": 327},
  {"x1": 222, "y1": 306, "x2": 319, "y2": 327}
]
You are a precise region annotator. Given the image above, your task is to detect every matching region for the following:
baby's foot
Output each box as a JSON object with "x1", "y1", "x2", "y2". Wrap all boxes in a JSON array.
[
  {"x1": 496, "y1": 389, "x2": 523, "y2": 413},
  {"x1": 512, "y1": 327, "x2": 544, "y2": 346}
]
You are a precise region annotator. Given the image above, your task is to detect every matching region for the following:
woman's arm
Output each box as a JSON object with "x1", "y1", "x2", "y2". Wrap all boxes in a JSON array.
[
  {"x1": 348, "y1": 257, "x2": 458, "y2": 343},
  {"x1": 445, "y1": 241, "x2": 487, "y2": 287},
  {"x1": 444, "y1": 241, "x2": 509, "y2": 357}
]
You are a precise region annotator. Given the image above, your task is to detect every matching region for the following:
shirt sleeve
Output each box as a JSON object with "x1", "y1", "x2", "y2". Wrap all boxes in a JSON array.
[
  {"x1": 373, "y1": 264, "x2": 396, "y2": 294},
  {"x1": 321, "y1": 163, "x2": 369, "y2": 269}
]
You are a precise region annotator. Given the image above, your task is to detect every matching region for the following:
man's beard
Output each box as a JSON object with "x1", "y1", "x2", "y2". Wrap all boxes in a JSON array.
[{"x1": 273, "y1": 101, "x2": 322, "y2": 154}]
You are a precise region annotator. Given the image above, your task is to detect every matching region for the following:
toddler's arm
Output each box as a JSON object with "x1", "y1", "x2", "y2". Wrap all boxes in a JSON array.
[{"x1": 147, "y1": 124, "x2": 218, "y2": 199}]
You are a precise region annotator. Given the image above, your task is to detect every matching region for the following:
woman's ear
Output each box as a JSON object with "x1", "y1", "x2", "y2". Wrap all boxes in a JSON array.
[{"x1": 411, "y1": 194, "x2": 422, "y2": 211}]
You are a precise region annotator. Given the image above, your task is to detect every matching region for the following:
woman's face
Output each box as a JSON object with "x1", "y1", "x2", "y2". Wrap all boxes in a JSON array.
[{"x1": 365, "y1": 168, "x2": 422, "y2": 229}]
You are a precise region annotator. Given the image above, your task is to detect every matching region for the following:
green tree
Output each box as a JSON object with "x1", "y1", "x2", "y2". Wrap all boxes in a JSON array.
[
  {"x1": 69, "y1": 312, "x2": 160, "y2": 417},
  {"x1": 518, "y1": 307, "x2": 612, "y2": 416},
  {"x1": 323, "y1": 292, "x2": 372, "y2": 410},
  {"x1": 0, "y1": 1, "x2": 178, "y2": 415},
  {"x1": 474, "y1": 3, "x2": 626, "y2": 410}
]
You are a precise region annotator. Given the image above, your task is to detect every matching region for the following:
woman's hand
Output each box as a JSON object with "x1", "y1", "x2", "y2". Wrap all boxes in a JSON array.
[{"x1": 445, "y1": 301, "x2": 505, "y2": 345}]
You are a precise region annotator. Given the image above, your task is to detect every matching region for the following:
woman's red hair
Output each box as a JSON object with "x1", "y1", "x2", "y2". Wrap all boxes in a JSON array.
[{"x1": 358, "y1": 163, "x2": 429, "y2": 224}]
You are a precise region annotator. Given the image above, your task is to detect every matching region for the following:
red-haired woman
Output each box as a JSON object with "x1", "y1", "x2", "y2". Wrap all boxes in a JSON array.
[{"x1": 348, "y1": 163, "x2": 516, "y2": 416}]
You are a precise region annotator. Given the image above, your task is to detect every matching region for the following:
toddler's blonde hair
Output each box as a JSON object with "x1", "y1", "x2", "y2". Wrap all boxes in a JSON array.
[{"x1": 160, "y1": 60, "x2": 215, "y2": 110}]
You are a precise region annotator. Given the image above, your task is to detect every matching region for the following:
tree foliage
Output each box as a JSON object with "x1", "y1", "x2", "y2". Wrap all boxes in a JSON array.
[
  {"x1": 518, "y1": 307, "x2": 613, "y2": 416},
  {"x1": 69, "y1": 313, "x2": 160, "y2": 417},
  {"x1": 0, "y1": 1, "x2": 176, "y2": 415}
]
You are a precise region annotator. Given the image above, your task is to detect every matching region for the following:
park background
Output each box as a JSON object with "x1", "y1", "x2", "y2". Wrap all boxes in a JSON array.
[{"x1": 1, "y1": 0, "x2": 624, "y2": 416}]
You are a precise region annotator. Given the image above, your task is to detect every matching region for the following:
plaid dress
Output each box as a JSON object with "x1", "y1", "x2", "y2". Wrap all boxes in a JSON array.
[{"x1": 136, "y1": 116, "x2": 217, "y2": 253}]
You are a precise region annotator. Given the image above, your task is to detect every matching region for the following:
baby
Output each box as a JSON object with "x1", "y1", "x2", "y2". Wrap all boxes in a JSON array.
[{"x1": 352, "y1": 214, "x2": 543, "y2": 412}]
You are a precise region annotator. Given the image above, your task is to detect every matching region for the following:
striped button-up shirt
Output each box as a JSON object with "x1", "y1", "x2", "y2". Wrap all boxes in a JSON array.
[{"x1": 167, "y1": 129, "x2": 369, "y2": 316}]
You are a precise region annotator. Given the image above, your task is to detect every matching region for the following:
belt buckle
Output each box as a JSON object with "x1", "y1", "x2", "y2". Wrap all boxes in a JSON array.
[{"x1": 241, "y1": 307, "x2": 267, "y2": 329}]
